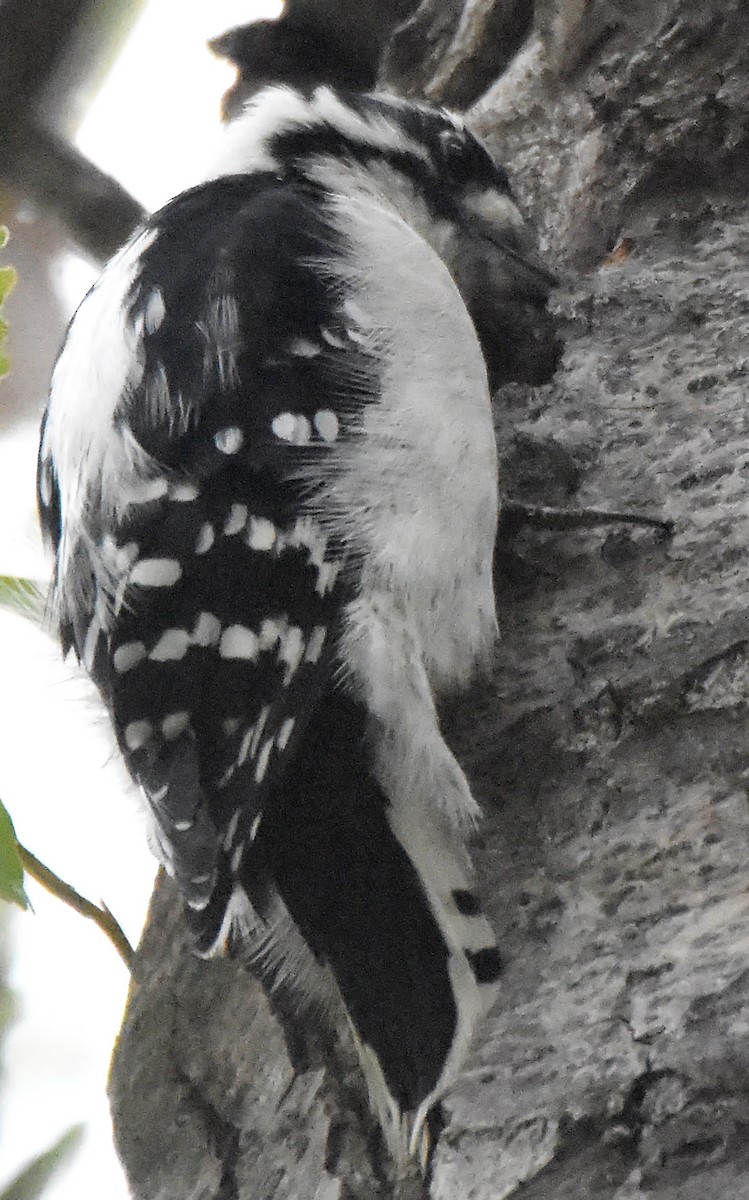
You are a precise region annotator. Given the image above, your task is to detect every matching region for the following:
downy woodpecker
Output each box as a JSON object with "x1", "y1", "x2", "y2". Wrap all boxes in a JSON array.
[{"x1": 38, "y1": 85, "x2": 559, "y2": 1165}]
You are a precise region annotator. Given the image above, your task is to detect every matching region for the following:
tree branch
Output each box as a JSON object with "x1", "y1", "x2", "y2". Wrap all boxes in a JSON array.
[{"x1": 2, "y1": 120, "x2": 145, "y2": 261}]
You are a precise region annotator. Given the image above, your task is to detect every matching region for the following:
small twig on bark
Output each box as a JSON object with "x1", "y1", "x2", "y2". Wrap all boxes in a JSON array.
[
  {"x1": 18, "y1": 842, "x2": 134, "y2": 968},
  {"x1": 500, "y1": 498, "x2": 675, "y2": 538}
]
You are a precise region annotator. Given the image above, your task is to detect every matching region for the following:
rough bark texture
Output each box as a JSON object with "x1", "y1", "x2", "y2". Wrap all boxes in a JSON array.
[
  {"x1": 381, "y1": 0, "x2": 534, "y2": 109},
  {"x1": 110, "y1": 2, "x2": 749, "y2": 1196}
]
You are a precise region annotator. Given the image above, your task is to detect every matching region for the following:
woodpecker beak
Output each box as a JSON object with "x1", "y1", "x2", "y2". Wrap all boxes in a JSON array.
[{"x1": 452, "y1": 187, "x2": 563, "y2": 389}]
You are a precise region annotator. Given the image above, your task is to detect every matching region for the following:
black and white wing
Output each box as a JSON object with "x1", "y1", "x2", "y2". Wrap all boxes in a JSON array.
[{"x1": 38, "y1": 174, "x2": 364, "y2": 949}]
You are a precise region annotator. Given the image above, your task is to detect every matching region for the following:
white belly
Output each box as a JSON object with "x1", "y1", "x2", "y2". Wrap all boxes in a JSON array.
[{"x1": 326, "y1": 192, "x2": 499, "y2": 695}]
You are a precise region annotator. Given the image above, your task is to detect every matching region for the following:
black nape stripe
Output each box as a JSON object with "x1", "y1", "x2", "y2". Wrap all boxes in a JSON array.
[
  {"x1": 452, "y1": 888, "x2": 481, "y2": 916},
  {"x1": 466, "y1": 947, "x2": 503, "y2": 984},
  {"x1": 267, "y1": 124, "x2": 465, "y2": 220}
]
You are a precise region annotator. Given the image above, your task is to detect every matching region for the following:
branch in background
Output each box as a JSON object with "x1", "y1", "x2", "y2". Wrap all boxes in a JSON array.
[
  {"x1": 0, "y1": 0, "x2": 147, "y2": 260},
  {"x1": 0, "y1": 0, "x2": 94, "y2": 116},
  {"x1": 0, "y1": 1124, "x2": 85, "y2": 1200},
  {"x1": 0, "y1": 0, "x2": 148, "y2": 140},
  {"x1": 18, "y1": 843, "x2": 133, "y2": 969},
  {"x1": 2, "y1": 120, "x2": 145, "y2": 261},
  {"x1": 381, "y1": 0, "x2": 536, "y2": 109}
]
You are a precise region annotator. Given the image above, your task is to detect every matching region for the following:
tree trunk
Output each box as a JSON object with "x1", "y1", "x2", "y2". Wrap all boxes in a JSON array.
[{"x1": 110, "y1": 2, "x2": 749, "y2": 1196}]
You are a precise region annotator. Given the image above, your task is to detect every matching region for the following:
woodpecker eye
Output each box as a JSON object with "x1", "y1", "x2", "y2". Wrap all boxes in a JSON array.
[{"x1": 438, "y1": 126, "x2": 512, "y2": 195}]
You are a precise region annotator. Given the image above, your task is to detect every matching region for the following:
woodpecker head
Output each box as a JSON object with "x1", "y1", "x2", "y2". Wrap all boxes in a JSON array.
[{"x1": 211, "y1": 86, "x2": 562, "y2": 390}]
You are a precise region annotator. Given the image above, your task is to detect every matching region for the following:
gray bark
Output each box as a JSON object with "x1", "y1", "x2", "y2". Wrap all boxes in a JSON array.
[
  {"x1": 381, "y1": 0, "x2": 534, "y2": 109},
  {"x1": 110, "y1": 2, "x2": 749, "y2": 1196}
]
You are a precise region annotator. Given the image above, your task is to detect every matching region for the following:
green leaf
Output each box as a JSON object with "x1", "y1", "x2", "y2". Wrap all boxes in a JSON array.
[
  {"x1": 0, "y1": 576, "x2": 44, "y2": 620},
  {"x1": 0, "y1": 226, "x2": 15, "y2": 378},
  {"x1": 0, "y1": 266, "x2": 16, "y2": 304},
  {"x1": 0, "y1": 1125, "x2": 85, "y2": 1200},
  {"x1": 0, "y1": 800, "x2": 28, "y2": 910}
]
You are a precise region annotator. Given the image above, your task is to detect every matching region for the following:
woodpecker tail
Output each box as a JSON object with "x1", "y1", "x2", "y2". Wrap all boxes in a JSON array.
[{"x1": 246, "y1": 690, "x2": 502, "y2": 1166}]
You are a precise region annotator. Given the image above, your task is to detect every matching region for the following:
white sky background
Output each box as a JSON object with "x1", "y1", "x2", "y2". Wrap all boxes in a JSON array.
[{"x1": 0, "y1": 1, "x2": 280, "y2": 1196}]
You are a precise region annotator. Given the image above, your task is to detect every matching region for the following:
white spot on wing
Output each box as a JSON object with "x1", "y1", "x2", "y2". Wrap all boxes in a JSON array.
[
  {"x1": 131, "y1": 558, "x2": 182, "y2": 587},
  {"x1": 114, "y1": 641, "x2": 147, "y2": 673},
  {"x1": 150, "y1": 629, "x2": 190, "y2": 661},
  {"x1": 195, "y1": 522, "x2": 215, "y2": 555},
  {"x1": 124, "y1": 720, "x2": 153, "y2": 751},
  {"x1": 237, "y1": 725, "x2": 255, "y2": 766},
  {"x1": 162, "y1": 711, "x2": 190, "y2": 740},
  {"x1": 304, "y1": 626, "x2": 327, "y2": 664},
  {"x1": 250, "y1": 706, "x2": 270, "y2": 758},
  {"x1": 271, "y1": 412, "x2": 296, "y2": 441},
  {"x1": 170, "y1": 481, "x2": 199, "y2": 502},
  {"x1": 143, "y1": 287, "x2": 166, "y2": 333},
  {"x1": 193, "y1": 611, "x2": 221, "y2": 646},
  {"x1": 277, "y1": 717, "x2": 295, "y2": 751},
  {"x1": 254, "y1": 738, "x2": 273, "y2": 783},
  {"x1": 142, "y1": 360, "x2": 172, "y2": 425},
  {"x1": 247, "y1": 517, "x2": 276, "y2": 551},
  {"x1": 313, "y1": 409, "x2": 339, "y2": 442},
  {"x1": 206, "y1": 294, "x2": 240, "y2": 389},
  {"x1": 258, "y1": 617, "x2": 284, "y2": 650},
  {"x1": 220, "y1": 625, "x2": 260, "y2": 660},
  {"x1": 82, "y1": 614, "x2": 101, "y2": 673},
  {"x1": 316, "y1": 562, "x2": 340, "y2": 596},
  {"x1": 223, "y1": 810, "x2": 241, "y2": 847},
  {"x1": 223, "y1": 717, "x2": 241, "y2": 736},
  {"x1": 276, "y1": 516, "x2": 326, "y2": 563},
  {"x1": 271, "y1": 413, "x2": 311, "y2": 444},
  {"x1": 275, "y1": 517, "x2": 339, "y2": 595},
  {"x1": 214, "y1": 427, "x2": 244, "y2": 454},
  {"x1": 288, "y1": 336, "x2": 321, "y2": 358},
  {"x1": 279, "y1": 625, "x2": 305, "y2": 682},
  {"x1": 224, "y1": 504, "x2": 248, "y2": 536},
  {"x1": 217, "y1": 765, "x2": 235, "y2": 790},
  {"x1": 320, "y1": 327, "x2": 347, "y2": 350},
  {"x1": 292, "y1": 415, "x2": 312, "y2": 443}
]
